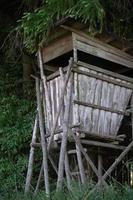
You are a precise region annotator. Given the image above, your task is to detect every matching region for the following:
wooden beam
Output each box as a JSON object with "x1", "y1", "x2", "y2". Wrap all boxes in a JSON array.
[
  {"x1": 72, "y1": 68, "x2": 133, "y2": 89},
  {"x1": 42, "y1": 34, "x2": 72, "y2": 63},
  {"x1": 75, "y1": 130, "x2": 124, "y2": 142},
  {"x1": 46, "y1": 61, "x2": 133, "y2": 84},
  {"x1": 74, "y1": 99, "x2": 129, "y2": 116},
  {"x1": 74, "y1": 38, "x2": 133, "y2": 69},
  {"x1": 61, "y1": 25, "x2": 133, "y2": 62},
  {"x1": 77, "y1": 61, "x2": 133, "y2": 84},
  {"x1": 80, "y1": 139, "x2": 126, "y2": 150}
]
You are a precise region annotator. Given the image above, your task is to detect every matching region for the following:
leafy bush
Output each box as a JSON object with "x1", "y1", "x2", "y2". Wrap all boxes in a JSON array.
[{"x1": 0, "y1": 64, "x2": 35, "y2": 194}]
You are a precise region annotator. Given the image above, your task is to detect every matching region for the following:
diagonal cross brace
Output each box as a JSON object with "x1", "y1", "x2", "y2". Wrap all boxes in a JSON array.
[
  {"x1": 72, "y1": 132, "x2": 99, "y2": 178},
  {"x1": 85, "y1": 140, "x2": 133, "y2": 199}
]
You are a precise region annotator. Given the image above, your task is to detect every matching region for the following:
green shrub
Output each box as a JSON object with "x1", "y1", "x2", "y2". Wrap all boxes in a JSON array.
[{"x1": 0, "y1": 64, "x2": 35, "y2": 194}]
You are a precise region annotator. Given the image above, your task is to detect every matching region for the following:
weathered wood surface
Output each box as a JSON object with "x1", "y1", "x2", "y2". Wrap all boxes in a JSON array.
[
  {"x1": 71, "y1": 31, "x2": 133, "y2": 69},
  {"x1": 61, "y1": 25, "x2": 133, "y2": 62},
  {"x1": 47, "y1": 58, "x2": 73, "y2": 150},
  {"x1": 42, "y1": 34, "x2": 72, "y2": 63},
  {"x1": 74, "y1": 130, "x2": 124, "y2": 142},
  {"x1": 77, "y1": 61, "x2": 133, "y2": 84},
  {"x1": 74, "y1": 71, "x2": 86, "y2": 184},
  {"x1": 25, "y1": 115, "x2": 38, "y2": 193},
  {"x1": 56, "y1": 73, "x2": 73, "y2": 190},
  {"x1": 44, "y1": 62, "x2": 132, "y2": 138},
  {"x1": 35, "y1": 77, "x2": 50, "y2": 195}
]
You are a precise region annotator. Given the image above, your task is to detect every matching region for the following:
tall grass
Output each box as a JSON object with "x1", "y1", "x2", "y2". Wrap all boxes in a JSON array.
[{"x1": 1, "y1": 183, "x2": 133, "y2": 200}]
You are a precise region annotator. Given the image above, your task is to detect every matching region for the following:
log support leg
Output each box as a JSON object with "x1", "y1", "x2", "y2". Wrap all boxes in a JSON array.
[
  {"x1": 25, "y1": 115, "x2": 38, "y2": 193},
  {"x1": 98, "y1": 153, "x2": 103, "y2": 182}
]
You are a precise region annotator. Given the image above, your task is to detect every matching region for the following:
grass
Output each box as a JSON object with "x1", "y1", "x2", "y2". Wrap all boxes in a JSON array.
[{"x1": 0, "y1": 183, "x2": 133, "y2": 200}]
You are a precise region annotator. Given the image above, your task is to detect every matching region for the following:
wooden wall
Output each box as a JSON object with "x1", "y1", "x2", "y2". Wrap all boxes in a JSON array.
[{"x1": 44, "y1": 62, "x2": 132, "y2": 137}]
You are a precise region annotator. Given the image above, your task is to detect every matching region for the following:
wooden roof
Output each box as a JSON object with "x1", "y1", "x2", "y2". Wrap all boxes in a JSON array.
[{"x1": 41, "y1": 24, "x2": 133, "y2": 70}]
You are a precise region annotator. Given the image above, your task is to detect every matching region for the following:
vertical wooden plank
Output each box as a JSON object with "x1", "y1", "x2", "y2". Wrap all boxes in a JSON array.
[
  {"x1": 105, "y1": 79, "x2": 114, "y2": 135},
  {"x1": 73, "y1": 35, "x2": 78, "y2": 62},
  {"x1": 88, "y1": 70, "x2": 99, "y2": 134},
  {"x1": 59, "y1": 69, "x2": 64, "y2": 128},
  {"x1": 97, "y1": 73, "x2": 104, "y2": 135},
  {"x1": 115, "y1": 81, "x2": 127, "y2": 134},
  {"x1": 101, "y1": 75, "x2": 111, "y2": 135},
  {"x1": 56, "y1": 77, "x2": 61, "y2": 127},
  {"x1": 92, "y1": 73, "x2": 103, "y2": 134},
  {"x1": 45, "y1": 81, "x2": 51, "y2": 132},
  {"x1": 98, "y1": 77, "x2": 108, "y2": 135},
  {"x1": 78, "y1": 67, "x2": 96, "y2": 132},
  {"x1": 110, "y1": 79, "x2": 121, "y2": 135},
  {"x1": 50, "y1": 80, "x2": 55, "y2": 127}
]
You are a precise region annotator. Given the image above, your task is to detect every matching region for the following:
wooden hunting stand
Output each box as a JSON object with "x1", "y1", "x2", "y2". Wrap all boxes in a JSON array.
[{"x1": 25, "y1": 24, "x2": 133, "y2": 194}]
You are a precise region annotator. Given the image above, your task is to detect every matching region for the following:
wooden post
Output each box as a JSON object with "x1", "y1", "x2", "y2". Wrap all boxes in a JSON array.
[
  {"x1": 76, "y1": 132, "x2": 86, "y2": 184},
  {"x1": 34, "y1": 164, "x2": 43, "y2": 194},
  {"x1": 48, "y1": 58, "x2": 73, "y2": 151},
  {"x1": 36, "y1": 77, "x2": 50, "y2": 195},
  {"x1": 34, "y1": 154, "x2": 58, "y2": 194},
  {"x1": 25, "y1": 114, "x2": 38, "y2": 193},
  {"x1": 48, "y1": 154, "x2": 58, "y2": 175},
  {"x1": 98, "y1": 153, "x2": 103, "y2": 182},
  {"x1": 74, "y1": 72, "x2": 86, "y2": 184},
  {"x1": 72, "y1": 132, "x2": 99, "y2": 178},
  {"x1": 38, "y1": 49, "x2": 52, "y2": 132},
  {"x1": 73, "y1": 47, "x2": 78, "y2": 62},
  {"x1": 56, "y1": 74, "x2": 73, "y2": 191},
  {"x1": 59, "y1": 67, "x2": 71, "y2": 190},
  {"x1": 65, "y1": 153, "x2": 71, "y2": 190}
]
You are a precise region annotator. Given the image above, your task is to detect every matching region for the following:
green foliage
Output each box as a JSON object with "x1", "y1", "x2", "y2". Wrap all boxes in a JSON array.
[
  {"x1": 18, "y1": 0, "x2": 104, "y2": 53},
  {"x1": 1, "y1": 183, "x2": 133, "y2": 200},
  {"x1": 18, "y1": 0, "x2": 133, "y2": 54},
  {"x1": 0, "y1": 64, "x2": 35, "y2": 194}
]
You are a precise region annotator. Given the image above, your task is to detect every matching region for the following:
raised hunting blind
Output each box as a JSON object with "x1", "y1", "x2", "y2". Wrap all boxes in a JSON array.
[{"x1": 25, "y1": 23, "x2": 133, "y2": 194}]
